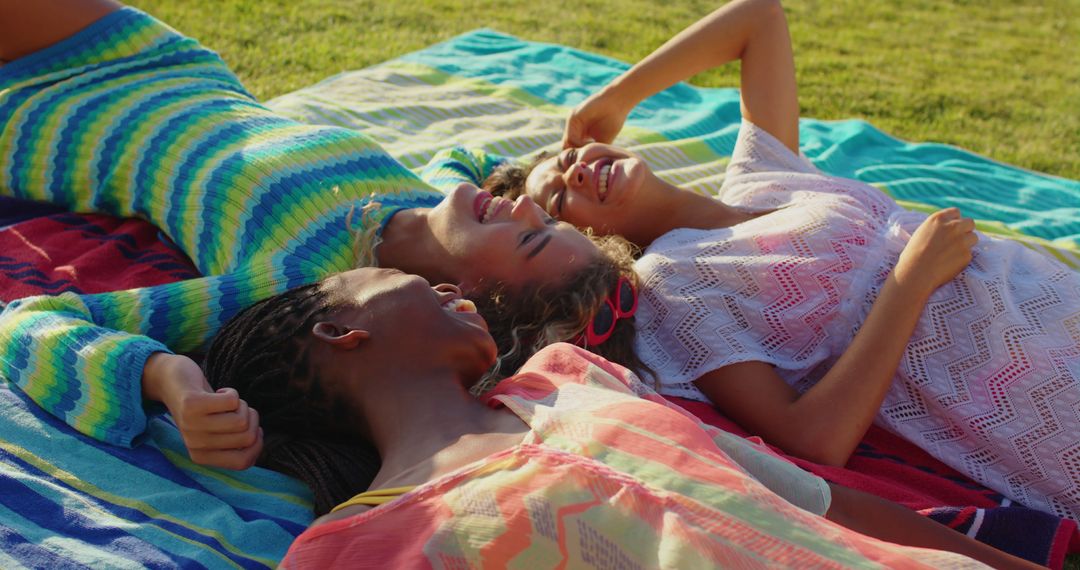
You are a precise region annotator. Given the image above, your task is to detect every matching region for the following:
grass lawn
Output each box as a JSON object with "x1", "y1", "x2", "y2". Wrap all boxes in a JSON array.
[{"x1": 127, "y1": 0, "x2": 1079, "y2": 181}]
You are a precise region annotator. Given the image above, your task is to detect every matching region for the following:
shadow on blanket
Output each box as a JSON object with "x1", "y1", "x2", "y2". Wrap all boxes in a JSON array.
[{"x1": 0, "y1": 197, "x2": 1076, "y2": 568}]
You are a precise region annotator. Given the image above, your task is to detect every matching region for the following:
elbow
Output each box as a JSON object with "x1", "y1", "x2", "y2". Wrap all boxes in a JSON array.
[{"x1": 748, "y1": 0, "x2": 785, "y2": 18}]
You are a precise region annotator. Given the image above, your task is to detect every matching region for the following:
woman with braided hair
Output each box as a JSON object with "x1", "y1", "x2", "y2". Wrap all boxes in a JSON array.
[
  {"x1": 203, "y1": 266, "x2": 1040, "y2": 569},
  {"x1": 0, "y1": 0, "x2": 634, "y2": 472},
  {"x1": 485, "y1": 0, "x2": 1080, "y2": 521}
]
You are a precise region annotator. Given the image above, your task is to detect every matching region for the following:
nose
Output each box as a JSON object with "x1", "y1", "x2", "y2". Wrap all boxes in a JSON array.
[
  {"x1": 562, "y1": 161, "x2": 588, "y2": 191},
  {"x1": 510, "y1": 195, "x2": 547, "y2": 228}
]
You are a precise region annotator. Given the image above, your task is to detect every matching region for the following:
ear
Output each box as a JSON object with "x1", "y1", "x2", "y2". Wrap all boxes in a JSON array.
[{"x1": 311, "y1": 321, "x2": 371, "y2": 350}]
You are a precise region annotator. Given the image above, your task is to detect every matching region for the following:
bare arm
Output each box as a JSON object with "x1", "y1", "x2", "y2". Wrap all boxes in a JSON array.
[
  {"x1": 696, "y1": 209, "x2": 977, "y2": 466},
  {"x1": 0, "y1": 0, "x2": 121, "y2": 63},
  {"x1": 825, "y1": 484, "x2": 1042, "y2": 569},
  {"x1": 696, "y1": 273, "x2": 932, "y2": 466},
  {"x1": 564, "y1": 0, "x2": 800, "y2": 153}
]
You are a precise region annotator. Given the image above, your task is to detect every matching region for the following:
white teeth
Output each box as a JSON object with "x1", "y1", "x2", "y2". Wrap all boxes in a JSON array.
[
  {"x1": 599, "y1": 164, "x2": 611, "y2": 197},
  {"x1": 481, "y1": 199, "x2": 497, "y2": 223},
  {"x1": 444, "y1": 298, "x2": 477, "y2": 313}
]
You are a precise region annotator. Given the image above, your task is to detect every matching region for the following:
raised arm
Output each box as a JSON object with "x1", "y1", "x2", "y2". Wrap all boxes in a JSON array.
[
  {"x1": 695, "y1": 209, "x2": 978, "y2": 466},
  {"x1": 564, "y1": 0, "x2": 799, "y2": 153}
]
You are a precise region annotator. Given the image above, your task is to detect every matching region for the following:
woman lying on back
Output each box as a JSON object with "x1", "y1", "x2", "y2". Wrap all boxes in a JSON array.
[
  {"x1": 484, "y1": 0, "x2": 1080, "y2": 521},
  {"x1": 204, "y1": 266, "x2": 1039, "y2": 569}
]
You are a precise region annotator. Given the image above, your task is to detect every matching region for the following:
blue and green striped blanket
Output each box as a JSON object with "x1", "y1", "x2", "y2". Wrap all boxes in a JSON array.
[{"x1": 1, "y1": 28, "x2": 1077, "y2": 569}]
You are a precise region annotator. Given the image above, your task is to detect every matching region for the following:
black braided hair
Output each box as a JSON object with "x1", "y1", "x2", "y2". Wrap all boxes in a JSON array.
[{"x1": 203, "y1": 281, "x2": 380, "y2": 515}]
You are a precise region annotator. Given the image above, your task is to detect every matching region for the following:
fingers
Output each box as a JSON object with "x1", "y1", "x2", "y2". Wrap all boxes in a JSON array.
[
  {"x1": 561, "y1": 128, "x2": 575, "y2": 149},
  {"x1": 191, "y1": 408, "x2": 260, "y2": 450},
  {"x1": 195, "y1": 399, "x2": 251, "y2": 434},
  {"x1": 189, "y1": 428, "x2": 264, "y2": 471},
  {"x1": 963, "y1": 232, "x2": 979, "y2": 249},
  {"x1": 182, "y1": 387, "x2": 241, "y2": 415},
  {"x1": 933, "y1": 208, "x2": 976, "y2": 235},
  {"x1": 182, "y1": 402, "x2": 257, "y2": 441},
  {"x1": 183, "y1": 405, "x2": 263, "y2": 470},
  {"x1": 934, "y1": 206, "x2": 961, "y2": 221},
  {"x1": 954, "y1": 217, "x2": 976, "y2": 233},
  {"x1": 563, "y1": 118, "x2": 588, "y2": 149}
]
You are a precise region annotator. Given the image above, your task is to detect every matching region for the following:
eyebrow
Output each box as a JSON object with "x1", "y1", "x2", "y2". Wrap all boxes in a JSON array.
[{"x1": 526, "y1": 234, "x2": 552, "y2": 260}]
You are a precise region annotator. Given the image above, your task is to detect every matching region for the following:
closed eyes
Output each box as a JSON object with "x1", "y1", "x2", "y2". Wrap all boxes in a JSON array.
[{"x1": 559, "y1": 148, "x2": 578, "y2": 170}]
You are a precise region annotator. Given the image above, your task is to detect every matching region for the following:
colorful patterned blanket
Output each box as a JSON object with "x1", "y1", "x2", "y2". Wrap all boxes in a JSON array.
[{"x1": 1, "y1": 28, "x2": 1078, "y2": 569}]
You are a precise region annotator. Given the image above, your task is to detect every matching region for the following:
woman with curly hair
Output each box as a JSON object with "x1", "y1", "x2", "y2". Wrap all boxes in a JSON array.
[{"x1": 485, "y1": 0, "x2": 1080, "y2": 521}]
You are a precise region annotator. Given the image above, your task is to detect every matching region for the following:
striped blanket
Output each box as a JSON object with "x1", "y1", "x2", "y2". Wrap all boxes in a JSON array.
[{"x1": 1, "y1": 28, "x2": 1078, "y2": 569}]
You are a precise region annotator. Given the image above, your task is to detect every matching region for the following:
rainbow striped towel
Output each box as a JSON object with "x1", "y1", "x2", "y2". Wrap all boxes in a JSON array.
[{"x1": 2, "y1": 28, "x2": 1077, "y2": 569}]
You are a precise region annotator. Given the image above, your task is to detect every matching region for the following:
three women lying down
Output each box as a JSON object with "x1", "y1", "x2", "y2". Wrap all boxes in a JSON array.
[
  {"x1": 208, "y1": 267, "x2": 1037, "y2": 569},
  {"x1": 485, "y1": 0, "x2": 1080, "y2": 522},
  {"x1": 0, "y1": 0, "x2": 1069, "y2": 567}
]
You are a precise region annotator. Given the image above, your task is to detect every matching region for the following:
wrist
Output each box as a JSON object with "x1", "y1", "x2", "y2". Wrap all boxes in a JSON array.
[
  {"x1": 599, "y1": 75, "x2": 645, "y2": 115},
  {"x1": 141, "y1": 352, "x2": 198, "y2": 404},
  {"x1": 885, "y1": 268, "x2": 935, "y2": 303}
]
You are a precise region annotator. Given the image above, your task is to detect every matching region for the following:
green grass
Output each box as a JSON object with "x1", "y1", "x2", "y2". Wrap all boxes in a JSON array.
[{"x1": 127, "y1": 0, "x2": 1080, "y2": 181}]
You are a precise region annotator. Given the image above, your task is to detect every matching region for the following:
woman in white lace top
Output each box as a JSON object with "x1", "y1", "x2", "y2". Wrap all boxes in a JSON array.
[{"x1": 485, "y1": 0, "x2": 1080, "y2": 521}]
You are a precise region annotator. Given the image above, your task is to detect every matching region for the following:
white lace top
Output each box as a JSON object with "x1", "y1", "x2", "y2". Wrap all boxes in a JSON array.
[
  {"x1": 633, "y1": 120, "x2": 1080, "y2": 521},
  {"x1": 635, "y1": 120, "x2": 905, "y2": 399}
]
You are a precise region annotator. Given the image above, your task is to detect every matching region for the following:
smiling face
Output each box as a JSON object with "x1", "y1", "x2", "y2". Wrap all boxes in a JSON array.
[
  {"x1": 324, "y1": 267, "x2": 498, "y2": 383},
  {"x1": 424, "y1": 183, "x2": 599, "y2": 292},
  {"x1": 524, "y1": 143, "x2": 654, "y2": 236}
]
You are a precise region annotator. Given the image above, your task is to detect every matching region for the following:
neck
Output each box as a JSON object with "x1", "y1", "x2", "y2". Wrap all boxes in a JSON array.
[
  {"x1": 627, "y1": 180, "x2": 751, "y2": 246},
  {"x1": 357, "y1": 367, "x2": 522, "y2": 489},
  {"x1": 374, "y1": 208, "x2": 455, "y2": 284}
]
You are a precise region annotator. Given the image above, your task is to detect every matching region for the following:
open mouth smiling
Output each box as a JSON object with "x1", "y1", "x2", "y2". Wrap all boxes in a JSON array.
[
  {"x1": 472, "y1": 191, "x2": 511, "y2": 223},
  {"x1": 442, "y1": 297, "x2": 477, "y2": 313},
  {"x1": 592, "y1": 158, "x2": 616, "y2": 202}
]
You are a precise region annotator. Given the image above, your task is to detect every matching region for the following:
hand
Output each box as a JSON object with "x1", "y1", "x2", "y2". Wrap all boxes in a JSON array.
[
  {"x1": 562, "y1": 88, "x2": 633, "y2": 149},
  {"x1": 893, "y1": 208, "x2": 978, "y2": 295},
  {"x1": 142, "y1": 353, "x2": 263, "y2": 470}
]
